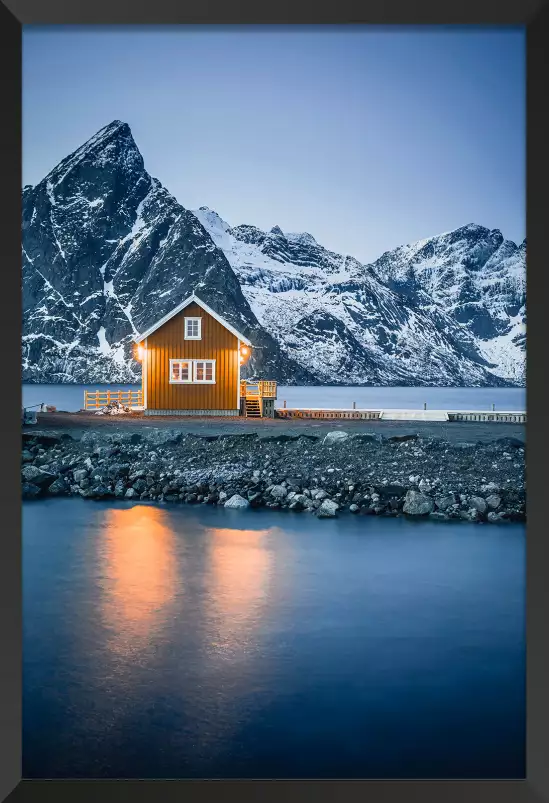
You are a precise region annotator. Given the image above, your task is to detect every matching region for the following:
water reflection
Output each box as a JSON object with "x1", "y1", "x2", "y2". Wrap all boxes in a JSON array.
[
  {"x1": 98, "y1": 505, "x2": 178, "y2": 658},
  {"x1": 206, "y1": 526, "x2": 273, "y2": 658}
]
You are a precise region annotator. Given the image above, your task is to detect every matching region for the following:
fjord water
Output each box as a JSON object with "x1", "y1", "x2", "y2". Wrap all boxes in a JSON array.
[
  {"x1": 23, "y1": 499, "x2": 525, "y2": 779},
  {"x1": 22, "y1": 383, "x2": 526, "y2": 412}
]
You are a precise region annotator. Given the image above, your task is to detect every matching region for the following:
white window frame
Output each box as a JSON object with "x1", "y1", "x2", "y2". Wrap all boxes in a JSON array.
[
  {"x1": 184, "y1": 317, "x2": 202, "y2": 340},
  {"x1": 168, "y1": 359, "x2": 216, "y2": 384},
  {"x1": 193, "y1": 359, "x2": 216, "y2": 384},
  {"x1": 169, "y1": 359, "x2": 193, "y2": 384}
]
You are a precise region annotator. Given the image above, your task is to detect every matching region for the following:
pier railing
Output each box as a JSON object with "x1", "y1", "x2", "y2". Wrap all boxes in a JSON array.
[
  {"x1": 84, "y1": 389, "x2": 144, "y2": 411},
  {"x1": 276, "y1": 408, "x2": 382, "y2": 420},
  {"x1": 240, "y1": 380, "x2": 277, "y2": 399},
  {"x1": 274, "y1": 407, "x2": 525, "y2": 423},
  {"x1": 447, "y1": 411, "x2": 526, "y2": 423}
]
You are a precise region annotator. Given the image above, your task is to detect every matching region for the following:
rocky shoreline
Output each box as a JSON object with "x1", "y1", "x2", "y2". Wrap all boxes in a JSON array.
[{"x1": 21, "y1": 427, "x2": 525, "y2": 523}]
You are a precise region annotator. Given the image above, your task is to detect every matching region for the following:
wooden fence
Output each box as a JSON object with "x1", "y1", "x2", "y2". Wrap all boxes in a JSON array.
[{"x1": 84, "y1": 389, "x2": 144, "y2": 411}]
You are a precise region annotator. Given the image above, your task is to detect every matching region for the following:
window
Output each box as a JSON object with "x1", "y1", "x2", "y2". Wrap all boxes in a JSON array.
[
  {"x1": 184, "y1": 317, "x2": 201, "y2": 340},
  {"x1": 169, "y1": 360, "x2": 192, "y2": 383},
  {"x1": 194, "y1": 360, "x2": 216, "y2": 383},
  {"x1": 168, "y1": 359, "x2": 216, "y2": 384}
]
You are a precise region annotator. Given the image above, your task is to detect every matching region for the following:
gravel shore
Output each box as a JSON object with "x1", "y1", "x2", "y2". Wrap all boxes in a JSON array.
[{"x1": 21, "y1": 420, "x2": 526, "y2": 523}]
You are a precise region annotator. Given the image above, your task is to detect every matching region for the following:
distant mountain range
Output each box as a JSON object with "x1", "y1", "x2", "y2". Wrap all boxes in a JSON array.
[{"x1": 22, "y1": 120, "x2": 526, "y2": 386}]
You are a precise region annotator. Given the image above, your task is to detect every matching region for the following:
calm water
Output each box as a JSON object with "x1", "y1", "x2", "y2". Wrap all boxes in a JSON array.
[
  {"x1": 22, "y1": 383, "x2": 526, "y2": 413},
  {"x1": 23, "y1": 499, "x2": 525, "y2": 779}
]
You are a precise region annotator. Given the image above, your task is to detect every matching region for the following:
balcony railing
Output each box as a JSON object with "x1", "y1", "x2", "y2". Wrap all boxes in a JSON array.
[{"x1": 240, "y1": 380, "x2": 277, "y2": 399}]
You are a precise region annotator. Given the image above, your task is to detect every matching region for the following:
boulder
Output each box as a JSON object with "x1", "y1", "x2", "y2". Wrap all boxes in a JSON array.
[
  {"x1": 47, "y1": 478, "x2": 69, "y2": 495},
  {"x1": 351, "y1": 433, "x2": 383, "y2": 443},
  {"x1": 317, "y1": 499, "x2": 339, "y2": 518},
  {"x1": 107, "y1": 463, "x2": 131, "y2": 479},
  {"x1": 124, "y1": 488, "x2": 139, "y2": 499},
  {"x1": 435, "y1": 493, "x2": 457, "y2": 511},
  {"x1": 495, "y1": 437, "x2": 524, "y2": 449},
  {"x1": 469, "y1": 496, "x2": 487, "y2": 514},
  {"x1": 90, "y1": 484, "x2": 112, "y2": 499},
  {"x1": 481, "y1": 481, "x2": 499, "y2": 493},
  {"x1": 224, "y1": 494, "x2": 250, "y2": 509},
  {"x1": 403, "y1": 490, "x2": 434, "y2": 516},
  {"x1": 322, "y1": 431, "x2": 349, "y2": 446},
  {"x1": 388, "y1": 433, "x2": 418, "y2": 442},
  {"x1": 114, "y1": 480, "x2": 126, "y2": 498},
  {"x1": 270, "y1": 484, "x2": 287, "y2": 500},
  {"x1": 23, "y1": 431, "x2": 65, "y2": 448},
  {"x1": 289, "y1": 493, "x2": 309, "y2": 511},
  {"x1": 486, "y1": 494, "x2": 502, "y2": 510},
  {"x1": 22, "y1": 482, "x2": 41, "y2": 499},
  {"x1": 73, "y1": 469, "x2": 88, "y2": 483},
  {"x1": 132, "y1": 478, "x2": 147, "y2": 494},
  {"x1": 21, "y1": 465, "x2": 57, "y2": 489}
]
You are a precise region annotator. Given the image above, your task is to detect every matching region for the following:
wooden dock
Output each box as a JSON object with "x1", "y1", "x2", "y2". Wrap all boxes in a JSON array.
[
  {"x1": 276, "y1": 408, "x2": 382, "y2": 421},
  {"x1": 274, "y1": 407, "x2": 526, "y2": 424}
]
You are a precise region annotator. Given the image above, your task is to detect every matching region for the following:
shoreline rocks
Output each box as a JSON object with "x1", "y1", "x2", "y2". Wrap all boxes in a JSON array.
[{"x1": 20, "y1": 428, "x2": 526, "y2": 524}]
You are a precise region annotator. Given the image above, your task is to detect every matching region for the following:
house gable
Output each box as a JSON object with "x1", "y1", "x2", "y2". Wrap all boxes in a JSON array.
[{"x1": 134, "y1": 292, "x2": 252, "y2": 346}]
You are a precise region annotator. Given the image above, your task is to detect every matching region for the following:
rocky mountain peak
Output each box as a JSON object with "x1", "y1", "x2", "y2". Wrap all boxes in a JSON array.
[
  {"x1": 287, "y1": 231, "x2": 317, "y2": 246},
  {"x1": 22, "y1": 120, "x2": 525, "y2": 388}
]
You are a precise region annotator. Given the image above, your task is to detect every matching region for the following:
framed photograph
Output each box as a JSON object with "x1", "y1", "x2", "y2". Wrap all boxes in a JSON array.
[{"x1": 2, "y1": 2, "x2": 548, "y2": 802}]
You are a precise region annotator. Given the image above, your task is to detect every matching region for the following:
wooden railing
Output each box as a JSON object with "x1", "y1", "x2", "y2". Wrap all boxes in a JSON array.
[
  {"x1": 240, "y1": 380, "x2": 277, "y2": 399},
  {"x1": 84, "y1": 389, "x2": 144, "y2": 411}
]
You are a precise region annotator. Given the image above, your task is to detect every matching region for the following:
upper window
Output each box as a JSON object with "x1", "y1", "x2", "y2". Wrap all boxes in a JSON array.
[{"x1": 184, "y1": 317, "x2": 202, "y2": 340}]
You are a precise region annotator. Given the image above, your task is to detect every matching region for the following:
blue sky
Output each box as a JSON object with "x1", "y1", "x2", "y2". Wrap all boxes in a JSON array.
[{"x1": 23, "y1": 26, "x2": 525, "y2": 263}]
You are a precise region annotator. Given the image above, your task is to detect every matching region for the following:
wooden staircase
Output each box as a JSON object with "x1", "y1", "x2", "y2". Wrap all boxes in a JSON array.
[
  {"x1": 240, "y1": 380, "x2": 277, "y2": 418},
  {"x1": 245, "y1": 396, "x2": 262, "y2": 418}
]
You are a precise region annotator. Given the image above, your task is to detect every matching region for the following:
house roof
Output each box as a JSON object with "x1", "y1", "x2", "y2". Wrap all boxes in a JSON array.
[{"x1": 133, "y1": 292, "x2": 253, "y2": 346}]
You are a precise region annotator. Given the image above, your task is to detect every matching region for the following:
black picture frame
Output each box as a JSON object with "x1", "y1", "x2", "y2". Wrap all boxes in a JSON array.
[{"x1": 2, "y1": 2, "x2": 547, "y2": 801}]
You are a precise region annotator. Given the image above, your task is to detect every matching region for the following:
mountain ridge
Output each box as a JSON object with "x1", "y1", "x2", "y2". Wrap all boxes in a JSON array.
[{"x1": 22, "y1": 120, "x2": 525, "y2": 387}]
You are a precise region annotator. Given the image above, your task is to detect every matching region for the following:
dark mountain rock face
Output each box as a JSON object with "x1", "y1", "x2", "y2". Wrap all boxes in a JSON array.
[
  {"x1": 22, "y1": 121, "x2": 313, "y2": 385},
  {"x1": 23, "y1": 121, "x2": 525, "y2": 387}
]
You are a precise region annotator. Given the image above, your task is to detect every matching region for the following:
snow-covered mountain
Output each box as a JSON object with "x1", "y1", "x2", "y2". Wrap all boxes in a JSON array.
[
  {"x1": 192, "y1": 209, "x2": 525, "y2": 386},
  {"x1": 22, "y1": 120, "x2": 525, "y2": 386},
  {"x1": 22, "y1": 121, "x2": 314, "y2": 385},
  {"x1": 369, "y1": 225, "x2": 526, "y2": 385}
]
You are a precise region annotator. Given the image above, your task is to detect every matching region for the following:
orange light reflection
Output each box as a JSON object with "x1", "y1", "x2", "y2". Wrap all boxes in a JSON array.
[{"x1": 98, "y1": 505, "x2": 178, "y2": 658}]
